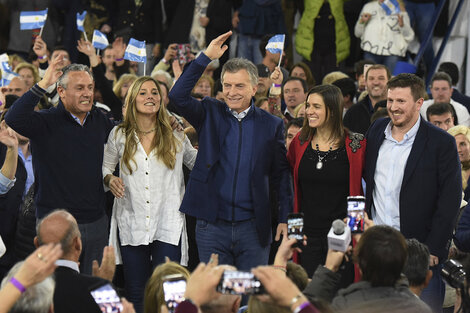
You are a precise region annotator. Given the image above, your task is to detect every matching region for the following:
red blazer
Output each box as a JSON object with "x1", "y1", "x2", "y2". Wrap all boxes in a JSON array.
[{"x1": 287, "y1": 131, "x2": 367, "y2": 214}]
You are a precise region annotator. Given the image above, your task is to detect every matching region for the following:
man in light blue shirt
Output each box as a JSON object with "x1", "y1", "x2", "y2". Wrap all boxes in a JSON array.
[{"x1": 365, "y1": 73, "x2": 462, "y2": 312}]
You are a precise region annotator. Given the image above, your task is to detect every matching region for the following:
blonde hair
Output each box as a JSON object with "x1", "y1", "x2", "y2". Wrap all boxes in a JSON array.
[
  {"x1": 448, "y1": 125, "x2": 470, "y2": 190},
  {"x1": 15, "y1": 62, "x2": 40, "y2": 85},
  {"x1": 144, "y1": 262, "x2": 190, "y2": 313},
  {"x1": 118, "y1": 76, "x2": 180, "y2": 173},
  {"x1": 448, "y1": 125, "x2": 470, "y2": 143},
  {"x1": 192, "y1": 75, "x2": 214, "y2": 97},
  {"x1": 294, "y1": 101, "x2": 306, "y2": 118},
  {"x1": 322, "y1": 71, "x2": 349, "y2": 85},
  {"x1": 113, "y1": 73, "x2": 138, "y2": 101}
]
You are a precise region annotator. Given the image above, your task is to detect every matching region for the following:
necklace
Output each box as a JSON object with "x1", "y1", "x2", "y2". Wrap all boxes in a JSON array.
[
  {"x1": 136, "y1": 126, "x2": 157, "y2": 135},
  {"x1": 315, "y1": 143, "x2": 332, "y2": 170}
]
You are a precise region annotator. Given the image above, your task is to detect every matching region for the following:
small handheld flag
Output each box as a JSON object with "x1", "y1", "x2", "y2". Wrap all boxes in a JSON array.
[
  {"x1": 381, "y1": 0, "x2": 400, "y2": 15},
  {"x1": 92, "y1": 30, "x2": 109, "y2": 50},
  {"x1": 77, "y1": 11, "x2": 87, "y2": 32},
  {"x1": 265, "y1": 34, "x2": 285, "y2": 68},
  {"x1": 20, "y1": 9, "x2": 48, "y2": 30},
  {"x1": 124, "y1": 38, "x2": 147, "y2": 63},
  {"x1": 265, "y1": 34, "x2": 285, "y2": 55}
]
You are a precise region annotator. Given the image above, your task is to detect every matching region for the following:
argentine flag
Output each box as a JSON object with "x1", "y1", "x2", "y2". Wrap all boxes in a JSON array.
[
  {"x1": 20, "y1": 9, "x2": 48, "y2": 30},
  {"x1": 381, "y1": 0, "x2": 400, "y2": 15},
  {"x1": 0, "y1": 54, "x2": 18, "y2": 86},
  {"x1": 77, "y1": 11, "x2": 87, "y2": 32},
  {"x1": 92, "y1": 30, "x2": 109, "y2": 50},
  {"x1": 265, "y1": 34, "x2": 285, "y2": 55},
  {"x1": 124, "y1": 38, "x2": 146, "y2": 63}
]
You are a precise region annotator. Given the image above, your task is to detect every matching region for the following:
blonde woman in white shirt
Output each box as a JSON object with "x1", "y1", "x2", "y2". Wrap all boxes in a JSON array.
[{"x1": 102, "y1": 76, "x2": 197, "y2": 313}]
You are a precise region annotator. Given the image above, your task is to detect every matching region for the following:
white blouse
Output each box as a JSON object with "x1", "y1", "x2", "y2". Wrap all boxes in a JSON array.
[{"x1": 103, "y1": 126, "x2": 197, "y2": 265}]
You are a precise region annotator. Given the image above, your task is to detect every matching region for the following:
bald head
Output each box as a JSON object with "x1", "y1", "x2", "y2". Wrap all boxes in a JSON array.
[
  {"x1": 36, "y1": 210, "x2": 81, "y2": 258},
  {"x1": 4, "y1": 77, "x2": 27, "y2": 97}
]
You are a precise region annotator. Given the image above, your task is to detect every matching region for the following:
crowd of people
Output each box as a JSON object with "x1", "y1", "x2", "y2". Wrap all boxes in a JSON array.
[{"x1": 0, "y1": 0, "x2": 469, "y2": 313}]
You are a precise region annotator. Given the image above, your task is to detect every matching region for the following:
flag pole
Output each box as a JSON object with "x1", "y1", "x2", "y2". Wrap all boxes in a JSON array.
[
  {"x1": 144, "y1": 62, "x2": 146, "y2": 76},
  {"x1": 39, "y1": 25, "x2": 44, "y2": 37},
  {"x1": 83, "y1": 31, "x2": 88, "y2": 42}
]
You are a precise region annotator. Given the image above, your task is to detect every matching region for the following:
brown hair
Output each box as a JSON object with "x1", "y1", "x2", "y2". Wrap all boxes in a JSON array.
[
  {"x1": 354, "y1": 225, "x2": 408, "y2": 287},
  {"x1": 387, "y1": 73, "x2": 426, "y2": 102},
  {"x1": 299, "y1": 85, "x2": 344, "y2": 144}
]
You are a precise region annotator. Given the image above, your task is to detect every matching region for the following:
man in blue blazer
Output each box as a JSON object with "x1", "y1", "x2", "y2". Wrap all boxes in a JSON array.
[
  {"x1": 169, "y1": 31, "x2": 292, "y2": 270},
  {"x1": 364, "y1": 73, "x2": 461, "y2": 312}
]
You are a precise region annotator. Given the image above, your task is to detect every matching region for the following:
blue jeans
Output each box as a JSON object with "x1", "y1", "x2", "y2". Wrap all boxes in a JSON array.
[
  {"x1": 78, "y1": 214, "x2": 108, "y2": 275},
  {"x1": 237, "y1": 34, "x2": 263, "y2": 65},
  {"x1": 196, "y1": 219, "x2": 270, "y2": 271},
  {"x1": 120, "y1": 240, "x2": 181, "y2": 313},
  {"x1": 363, "y1": 52, "x2": 402, "y2": 74},
  {"x1": 405, "y1": 1, "x2": 435, "y2": 72},
  {"x1": 420, "y1": 264, "x2": 445, "y2": 313}
]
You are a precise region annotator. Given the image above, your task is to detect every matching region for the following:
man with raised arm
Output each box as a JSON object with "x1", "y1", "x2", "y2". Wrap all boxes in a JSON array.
[
  {"x1": 169, "y1": 31, "x2": 292, "y2": 270},
  {"x1": 5, "y1": 54, "x2": 121, "y2": 275}
]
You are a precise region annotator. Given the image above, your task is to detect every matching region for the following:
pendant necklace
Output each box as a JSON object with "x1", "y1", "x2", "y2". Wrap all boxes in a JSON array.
[{"x1": 316, "y1": 143, "x2": 332, "y2": 170}]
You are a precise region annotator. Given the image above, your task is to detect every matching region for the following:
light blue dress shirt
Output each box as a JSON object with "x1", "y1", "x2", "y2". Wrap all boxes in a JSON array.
[
  {"x1": 0, "y1": 171, "x2": 15, "y2": 195},
  {"x1": 372, "y1": 116, "x2": 421, "y2": 230},
  {"x1": 18, "y1": 148, "x2": 34, "y2": 197}
]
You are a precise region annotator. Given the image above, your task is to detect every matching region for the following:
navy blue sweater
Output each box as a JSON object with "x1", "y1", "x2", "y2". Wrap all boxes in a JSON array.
[{"x1": 5, "y1": 84, "x2": 115, "y2": 223}]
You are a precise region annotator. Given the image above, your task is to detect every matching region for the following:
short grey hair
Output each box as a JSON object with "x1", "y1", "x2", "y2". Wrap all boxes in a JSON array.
[
  {"x1": 1, "y1": 261, "x2": 55, "y2": 313},
  {"x1": 57, "y1": 64, "x2": 94, "y2": 89},
  {"x1": 221, "y1": 58, "x2": 258, "y2": 86}
]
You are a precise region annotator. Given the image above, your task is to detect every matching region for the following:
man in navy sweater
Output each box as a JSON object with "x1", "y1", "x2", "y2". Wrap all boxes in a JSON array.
[
  {"x1": 5, "y1": 53, "x2": 119, "y2": 274},
  {"x1": 169, "y1": 31, "x2": 292, "y2": 270}
]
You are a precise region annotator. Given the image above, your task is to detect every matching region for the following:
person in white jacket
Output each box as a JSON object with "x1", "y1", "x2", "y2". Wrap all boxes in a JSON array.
[
  {"x1": 355, "y1": 0, "x2": 414, "y2": 73},
  {"x1": 102, "y1": 76, "x2": 197, "y2": 313}
]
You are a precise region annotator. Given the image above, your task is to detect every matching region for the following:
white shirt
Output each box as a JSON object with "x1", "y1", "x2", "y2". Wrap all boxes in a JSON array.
[
  {"x1": 56, "y1": 259, "x2": 80, "y2": 272},
  {"x1": 372, "y1": 116, "x2": 420, "y2": 230},
  {"x1": 103, "y1": 126, "x2": 197, "y2": 264},
  {"x1": 421, "y1": 98, "x2": 470, "y2": 126}
]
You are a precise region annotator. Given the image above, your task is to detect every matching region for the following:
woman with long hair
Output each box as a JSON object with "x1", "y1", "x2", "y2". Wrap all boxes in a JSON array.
[
  {"x1": 102, "y1": 76, "x2": 197, "y2": 313},
  {"x1": 287, "y1": 84, "x2": 366, "y2": 277}
]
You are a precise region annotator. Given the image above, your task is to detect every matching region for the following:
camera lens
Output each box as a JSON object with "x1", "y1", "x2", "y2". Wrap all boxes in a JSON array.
[{"x1": 441, "y1": 259, "x2": 466, "y2": 289}]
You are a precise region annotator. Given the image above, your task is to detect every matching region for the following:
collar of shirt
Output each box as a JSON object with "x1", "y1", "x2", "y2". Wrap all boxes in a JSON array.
[
  {"x1": 69, "y1": 112, "x2": 90, "y2": 126},
  {"x1": 384, "y1": 115, "x2": 421, "y2": 144},
  {"x1": 284, "y1": 108, "x2": 296, "y2": 119},
  {"x1": 55, "y1": 259, "x2": 80, "y2": 273},
  {"x1": 229, "y1": 104, "x2": 253, "y2": 121}
]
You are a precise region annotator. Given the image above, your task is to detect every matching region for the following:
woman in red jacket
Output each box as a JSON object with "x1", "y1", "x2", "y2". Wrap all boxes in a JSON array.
[{"x1": 287, "y1": 84, "x2": 366, "y2": 277}]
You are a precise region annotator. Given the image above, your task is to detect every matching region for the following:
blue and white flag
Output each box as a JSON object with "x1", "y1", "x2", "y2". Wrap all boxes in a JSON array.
[
  {"x1": 381, "y1": 0, "x2": 400, "y2": 15},
  {"x1": 76, "y1": 11, "x2": 87, "y2": 32},
  {"x1": 0, "y1": 54, "x2": 18, "y2": 86},
  {"x1": 92, "y1": 30, "x2": 109, "y2": 50},
  {"x1": 124, "y1": 38, "x2": 146, "y2": 63},
  {"x1": 265, "y1": 34, "x2": 285, "y2": 54},
  {"x1": 20, "y1": 9, "x2": 48, "y2": 30}
]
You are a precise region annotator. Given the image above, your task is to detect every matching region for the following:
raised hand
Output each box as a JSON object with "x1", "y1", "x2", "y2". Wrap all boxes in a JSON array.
[
  {"x1": 33, "y1": 36, "x2": 48, "y2": 60},
  {"x1": 37, "y1": 53, "x2": 66, "y2": 90},
  {"x1": 14, "y1": 243, "x2": 62, "y2": 288},
  {"x1": 77, "y1": 38, "x2": 94, "y2": 57},
  {"x1": 77, "y1": 38, "x2": 100, "y2": 67},
  {"x1": 163, "y1": 44, "x2": 178, "y2": 64},
  {"x1": 270, "y1": 67, "x2": 283, "y2": 86},
  {"x1": 204, "y1": 31, "x2": 232, "y2": 60},
  {"x1": 0, "y1": 124, "x2": 18, "y2": 149},
  {"x1": 92, "y1": 246, "x2": 116, "y2": 281},
  {"x1": 112, "y1": 37, "x2": 127, "y2": 60}
]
